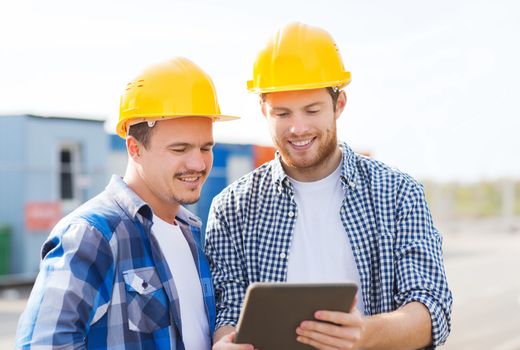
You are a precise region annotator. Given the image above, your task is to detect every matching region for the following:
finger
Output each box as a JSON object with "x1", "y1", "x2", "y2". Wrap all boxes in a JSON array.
[
  {"x1": 297, "y1": 334, "x2": 344, "y2": 350},
  {"x1": 213, "y1": 332, "x2": 254, "y2": 350},
  {"x1": 297, "y1": 322, "x2": 361, "y2": 345},
  {"x1": 314, "y1": 310, "x2": 363, "y2": 327},
  {"x1": 214, "y1": 341, "x2": 254, "y2": 350}
]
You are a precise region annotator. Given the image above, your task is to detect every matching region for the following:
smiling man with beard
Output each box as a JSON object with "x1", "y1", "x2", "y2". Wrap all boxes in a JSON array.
[
  {"x1": 206, "y1": 23, "x2": 452, "y2": 350},
  {"x1": 16, "y1": 57, "x2": 239, "y2": 349}
]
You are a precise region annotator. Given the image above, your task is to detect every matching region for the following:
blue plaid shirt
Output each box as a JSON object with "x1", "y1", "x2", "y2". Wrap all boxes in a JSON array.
[
  {"x1": 16, "y1": 176, "x2": 216, "y2": 349},
  {"x1": 205, "y1": 142, "x2": 452, "y2": 347}
]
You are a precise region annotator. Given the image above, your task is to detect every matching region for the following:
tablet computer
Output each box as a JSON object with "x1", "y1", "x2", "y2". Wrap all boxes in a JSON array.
[{"x1": 235, "y1": 282, "x2": 358, "y2": 349}]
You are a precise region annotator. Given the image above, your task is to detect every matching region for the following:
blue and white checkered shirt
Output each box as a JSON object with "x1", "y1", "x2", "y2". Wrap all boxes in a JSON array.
[
  {"x1": 16, "y1": 176, "x2": 216, "y2": 349},
  {"x1": 205, "y1": 142, "x2": 452, "y2": 347}
]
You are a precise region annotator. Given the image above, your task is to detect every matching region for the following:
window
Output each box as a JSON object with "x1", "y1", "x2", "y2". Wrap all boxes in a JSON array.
[
  {"x1": 60, "y1": 149, "x2": 73, "y2": 199},
  {"x1": 59, "y1": 144, "x2": 81, "y2": 205}
]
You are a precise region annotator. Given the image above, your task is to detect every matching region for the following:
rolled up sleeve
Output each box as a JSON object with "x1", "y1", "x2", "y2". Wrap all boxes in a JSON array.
[{"x1": 394, "y1": 182, "x2": 453, "y2": 347}]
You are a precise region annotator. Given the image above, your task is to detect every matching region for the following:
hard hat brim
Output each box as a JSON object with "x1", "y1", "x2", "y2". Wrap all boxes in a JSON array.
[
  {"x1": 116, "y1": 114, "x2": 240, "y2": 139},
  {"x1": 247, "y1": 76, "x2": 351, "y2": 94}
]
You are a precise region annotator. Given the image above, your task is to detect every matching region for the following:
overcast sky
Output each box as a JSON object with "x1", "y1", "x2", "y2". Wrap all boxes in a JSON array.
[{"x1": 1, "y1": 0, "x2": 519, "y2": 182}]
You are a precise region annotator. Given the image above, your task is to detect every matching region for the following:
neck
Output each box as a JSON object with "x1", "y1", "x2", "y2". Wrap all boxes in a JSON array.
[{"x1": 123, "y1": 164, "x2": 179, "y2": 224}]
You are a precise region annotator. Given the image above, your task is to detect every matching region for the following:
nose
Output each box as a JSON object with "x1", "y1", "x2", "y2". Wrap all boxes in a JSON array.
[
  {"x1": 185, "y1": 150, "x2": 207, "y2": 173},
  {"x1": 289, "y1": 114, "x2": 309, "y2": 136}
]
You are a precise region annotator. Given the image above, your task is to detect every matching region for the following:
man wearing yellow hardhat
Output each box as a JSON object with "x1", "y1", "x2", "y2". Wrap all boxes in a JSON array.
[
  {"x1": 17, "y1": 57, "x2": 239, "y2": 349},
  {"x1": 206, "y1": 23, "x2": 452, "y2": 349}
]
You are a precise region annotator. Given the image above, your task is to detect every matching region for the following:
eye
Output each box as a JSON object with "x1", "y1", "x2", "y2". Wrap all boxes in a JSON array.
[
  {"x1": 275, "y1": 112, "x2": 290, "y2": 118},
  {"x1": 201, "y1": 146, "x2": 213, "y2": 152},
  {"x1": 170, "y1": 148, "x2": 186, "y2": 153},
  {"x1": 307, "y1": 109, "x2": 320, "y2": 114}
]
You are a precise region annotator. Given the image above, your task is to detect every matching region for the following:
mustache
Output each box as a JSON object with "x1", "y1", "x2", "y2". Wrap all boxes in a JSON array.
[{"x1": 174, "y1": 170, "x2": 207, "y2": 178}]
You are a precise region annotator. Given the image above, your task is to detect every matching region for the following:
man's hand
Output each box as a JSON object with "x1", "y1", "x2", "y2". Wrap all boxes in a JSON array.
[
  {"x1": 296, "y1": 301, "x2": 433, "y2": 350},
  {"x1": 212, "y1": 328, "x2": 254, "y2": 350},
  {"x1": 296, "y1": 307, "x2": 364, "y2": 350},
  {"x1": 296, "y1": 296, "x2": 364, "y2": 350}
]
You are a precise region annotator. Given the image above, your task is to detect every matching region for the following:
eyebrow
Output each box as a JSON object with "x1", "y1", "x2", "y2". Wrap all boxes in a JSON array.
[
  {"x1": 166, "y1": 141, "x2": 215, "y2": 148},
  {"x1": 303, "y1": 102, "x2": 325, "y2": 109},
  {"x1": 271, "y1": 102, "x2": 325, "y2": 111}
]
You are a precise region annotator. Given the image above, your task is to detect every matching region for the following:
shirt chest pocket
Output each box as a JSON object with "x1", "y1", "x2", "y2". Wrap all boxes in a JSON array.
[{"x1": 123, "y1": 266, "x2": 171, "y2": 333}]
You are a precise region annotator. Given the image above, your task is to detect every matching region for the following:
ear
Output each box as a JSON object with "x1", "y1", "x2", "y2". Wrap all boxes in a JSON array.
[
  {"x1": 334, "y1": 90, "x2": 347, "y2": 119},
  {"x1": 126, "y1": 136, "x2": 143, "y2": 162}
]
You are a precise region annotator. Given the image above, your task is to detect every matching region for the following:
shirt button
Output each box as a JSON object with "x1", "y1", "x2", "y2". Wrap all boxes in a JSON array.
[
  {"x1": 349, "y1": 181, "x2": 356, "y2": 189},
  {"x1": 288, "y1": 211, "x2": 295, "y2": 218},
  {"x1": 280, "y1": 252, "x2": 287, "y2": 259}
]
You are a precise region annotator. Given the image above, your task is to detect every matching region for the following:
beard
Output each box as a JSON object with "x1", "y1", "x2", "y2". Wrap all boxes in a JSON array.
[
  {"x1": 171, "y1": 192, "x2": 200, "y2": 205},
  {"x1": 276, "y1": 123, "x2": 338, "y2": 171}
]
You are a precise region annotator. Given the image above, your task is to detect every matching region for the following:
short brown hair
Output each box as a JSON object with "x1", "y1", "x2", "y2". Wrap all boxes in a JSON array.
[
  {"x1": 260, "y1": 87, "x2": 341, "y2": 111},
  {"x1": 127, "y1": 122, "x2": 154, "y2": 148},
  {"x1": 326, "y1": 87, "x2": 341, "y2": 110}
]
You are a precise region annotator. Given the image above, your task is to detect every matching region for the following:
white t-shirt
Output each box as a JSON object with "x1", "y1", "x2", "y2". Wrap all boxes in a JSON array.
[
  {"x1": 151, "y1": 215, "x2": 210, "y2": 350},
  {"x1": 286, "y1": 162, "x2": 365, "y2": 313}
]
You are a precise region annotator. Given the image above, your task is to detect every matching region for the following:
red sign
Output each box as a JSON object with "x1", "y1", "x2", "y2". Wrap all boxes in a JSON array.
[{"x1": 25, "y1": 202, "x2": 62, "y2": 231}]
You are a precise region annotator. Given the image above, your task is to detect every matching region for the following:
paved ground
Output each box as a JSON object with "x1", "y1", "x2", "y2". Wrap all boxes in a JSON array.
[
  {"x1": 0, "y1": 288, "x2": 30, "y2": 349},
  {"x1": 441, "y1": 228, "x2": 520, "y2": 349},
  {"x1": 1, "y1": 222, "x2": 520, "y2": 349}
]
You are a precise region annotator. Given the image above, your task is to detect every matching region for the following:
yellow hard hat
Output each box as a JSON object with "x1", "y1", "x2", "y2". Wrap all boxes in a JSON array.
[
  {"x1": 247, "y1": 22, "x2": 351, "y2": 93},
  {"x1": 117, "y1": 57, "x2": 238, "y2": 138}
]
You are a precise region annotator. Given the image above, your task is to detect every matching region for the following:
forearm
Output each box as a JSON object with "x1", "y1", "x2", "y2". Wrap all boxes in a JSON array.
[
  {"x1": 214, "y1": 325, "x2": 236, "y2": 343},
  {"x1": 362, "y1": 302, "x2": 432, "y2": 350}
]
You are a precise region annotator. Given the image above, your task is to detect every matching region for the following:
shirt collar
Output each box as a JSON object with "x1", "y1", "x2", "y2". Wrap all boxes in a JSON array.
[
  {"x1": 105, "y1": 175, "x2": 153, "y2": 221},
  {"x1": 338, "y1": 142, "x2": 359, "y2": 191},
  {"x1": 270, "y1": 141, "x2": 359, "y2": 193},
  {"x1": 176, "y1": 206, "x2": 202, "y2": 229},
  {"x1": 271, "y1": 151, "x2": 290, "y2": 189}
]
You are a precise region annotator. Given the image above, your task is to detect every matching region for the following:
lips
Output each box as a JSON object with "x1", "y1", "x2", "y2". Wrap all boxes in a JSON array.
[
  {"x1": 175, "y1": 172, "x2": 206, "y2": 189},
  {"x1": 178, "y1": 176, "x2": 200, "y2": 183},
  {"x1": 288, "y1": 137, "x2": 315, "y2": 150}
]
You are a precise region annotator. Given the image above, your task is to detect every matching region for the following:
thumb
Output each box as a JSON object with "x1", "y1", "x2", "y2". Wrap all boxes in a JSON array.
[
  {"x1": 350, "y1": 294, "x2": 358, "y2": 312},
  {"x1": 227, "y1": 332, "x2": 236, "y2": 342}
]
